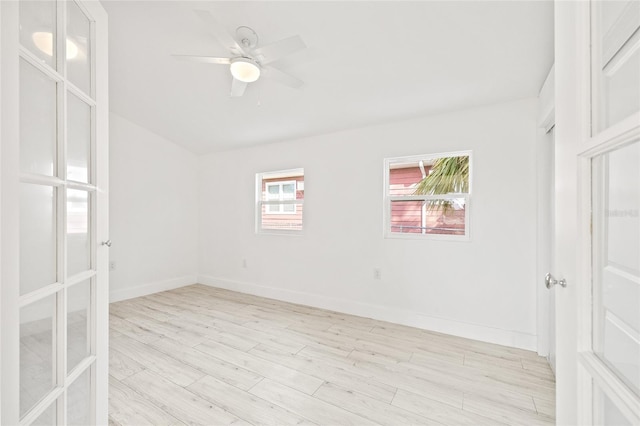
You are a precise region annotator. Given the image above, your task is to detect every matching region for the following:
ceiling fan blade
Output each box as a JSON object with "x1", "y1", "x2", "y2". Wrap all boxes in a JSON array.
[
  {"x1": 253, "y1": 35, "x2": 306, "y2": 65},
  {"x1": 172, "y1": 55, "x2": 231, "y2": 65},
  {"x1": 230, "y1": 78, "x2": 248, "y2": 97},
  {"x1": 263, "y1": 66, "x2": 304, "y2": 89},
  {"x1": 193, "y1": 9, "x2": 246, "y2": 55}
]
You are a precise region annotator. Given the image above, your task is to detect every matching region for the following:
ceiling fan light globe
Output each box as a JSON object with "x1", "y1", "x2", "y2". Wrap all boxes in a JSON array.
[{"x1": 230, "y1": 58, "x2": 260, "y2": 83}]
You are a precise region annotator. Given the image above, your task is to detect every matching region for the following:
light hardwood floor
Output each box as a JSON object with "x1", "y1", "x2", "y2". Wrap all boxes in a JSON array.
[{"x1": 108, "y1": 284, "x2": 555, "y2": 426}]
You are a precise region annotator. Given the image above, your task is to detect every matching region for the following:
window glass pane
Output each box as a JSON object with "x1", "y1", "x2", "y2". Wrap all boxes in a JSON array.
[
  {"x1": 67, "y1": 92, "x2": 91, "y2": 183},
  {"x1": 592, "y1": 140, "x2": 640, "y2": 395},
  {"x1": 67, "y1": 189, "x2": 91, "y2": 277},
  {"x1": 20, "y1": 59, "x2": 57, "y2": 177},
  {"x1": 67, "y1": 0, "x2": 91, "y2": 95},
  {"x1": 389, "y1": 163, "x2": 427, "y2": 196},
  {"x1": 593, "y1": 1, "x2": 640, "y2": 132},
  {"x1": 283, "y1": 204, "x2": 295, "y2": 213},
  {"x1": 390, "y1": 199, "x2": 466, "y2": 236},
  {"x1": 19, "y1": 1, "x2": 57, "y2": 68},
  {"x1": 67, "y1": 367, "x2": 91, "y2": 426},
  {"x1": 20, "y1": 184, "x2": 57, "y2": 295},
  {"x1": 388, "y1": 156, "x2": 469, "y2": 196},
  {"x1": 68, "y1": 280, "x2": 91, "y2": 372},
  {"x1": 20, "y1": 293, "x2": 56, "y2": 417}
]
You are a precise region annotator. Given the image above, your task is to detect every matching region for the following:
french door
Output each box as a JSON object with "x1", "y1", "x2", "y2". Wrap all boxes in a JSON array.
[
  {"x1": 555, "y1": 0, "x2": 640, "y2": 424},
  {"x1": 1, "y1": 1, "x2": 109, "y2": 425}
]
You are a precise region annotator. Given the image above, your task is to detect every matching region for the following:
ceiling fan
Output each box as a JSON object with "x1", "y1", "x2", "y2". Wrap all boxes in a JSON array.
[{"x1": 173, "y1": 10, "x2": 306, "y2": 97}]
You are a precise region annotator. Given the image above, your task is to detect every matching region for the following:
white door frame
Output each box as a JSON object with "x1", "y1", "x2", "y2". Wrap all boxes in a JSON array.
[
  {"x1": 1, "y1": 2, "x2": 22, "y2": 423},
  {"x1": 555, "y1": 0, "x2": 640, "y2": 424},
  {"x1": 0, "y1": 1, "x2": 109, "y2": 424},
  {"x1": 93, "y1": 0, "x2": 110, "y2": 420}
]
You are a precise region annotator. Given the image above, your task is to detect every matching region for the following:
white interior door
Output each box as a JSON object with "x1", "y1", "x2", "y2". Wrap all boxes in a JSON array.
[
  {"x1": 554, "y1": 0, "x2": 640, "y2": 424},
  {"x1": 1, "y1": 1, "x2": 109, "y2": 424}
]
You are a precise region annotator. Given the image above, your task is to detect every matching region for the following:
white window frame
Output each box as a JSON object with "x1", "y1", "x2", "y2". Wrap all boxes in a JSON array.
[
  {"x1": 265, "y1": 180, "x2": 297, "y2": 215},
  {"x1": 383, "y1": 150, "x2": 472, "y2": 241},
  {"x1": 256, "y1": 168, "x2": 304, "y2": 234}
]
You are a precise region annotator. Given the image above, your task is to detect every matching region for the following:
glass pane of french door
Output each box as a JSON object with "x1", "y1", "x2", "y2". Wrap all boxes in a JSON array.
[
  {"x1": 19, "y1": 294, "x2": 56, "y2": 417},
  {"x1": 67, "y1": 93, "x2": 91, "y2": 183},
  {"x1": 67, "y1": 280, "x2": 91, "y2": 372},
  {"x1": 17, "y1": 1, "x2": 97, "y2": 424},
  {"x1": 67, "y1": 188, "x2": 91, "y2": 277},
  {"x1": 19, "y1": 58, "x2": 57, "y2": 177},
  {"x1": 19, "y1": 183, "x2": 57, "y2": 295},
  {"x1": 19, "y1": 0, "x2": 57, "y2": 69},
  {"x1": 67, "y1": 368, "x2": 91, "y2": 425},
  {"x1": 66, "y1": 0, "x2": 91, "y2": 94}
]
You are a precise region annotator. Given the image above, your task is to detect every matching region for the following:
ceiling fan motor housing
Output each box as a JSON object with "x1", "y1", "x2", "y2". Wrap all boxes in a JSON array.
[{"x1": 236, "y1": 26, "x2": 259, "y2": 49}]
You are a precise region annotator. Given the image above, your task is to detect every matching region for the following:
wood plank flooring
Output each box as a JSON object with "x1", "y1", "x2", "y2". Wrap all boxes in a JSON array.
[{"x1": 108, "y1": 284, "x2": 555, "y2": 426}]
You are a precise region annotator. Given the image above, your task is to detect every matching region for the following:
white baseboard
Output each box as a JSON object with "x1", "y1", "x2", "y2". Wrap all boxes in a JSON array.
[
  {"x1": 110, "y1": 275, "x2": 197, "y2": 303},
  {"x1": 197, "y1": 275, "x2": 537, "y2": 351}
]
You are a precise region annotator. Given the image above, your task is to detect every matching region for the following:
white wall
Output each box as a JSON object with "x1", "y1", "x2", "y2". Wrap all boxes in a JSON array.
[
  {"x1": 109, "y1": 113, "x2": 198, "y2": 302},
  {"x1": 198, "y1": 98, "x2": 540, "y2": 350}
]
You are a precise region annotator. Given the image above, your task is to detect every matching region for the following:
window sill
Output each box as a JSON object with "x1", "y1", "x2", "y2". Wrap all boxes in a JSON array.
[
  {"x1": 384, "y1": 232, "x2": 471, "y2": 242},
  {"x1": 257, "y1": 229, "x2": 304, "y2": 237}
]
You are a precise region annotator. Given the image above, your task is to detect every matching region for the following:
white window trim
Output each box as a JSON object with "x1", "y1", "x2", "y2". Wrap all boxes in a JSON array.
[
  {"x1": 383, "y1": 150, "x2": 472, "y2": 241},
  {"x1": 256, "y1": 168, "x2": 304, "y2": 235},
  {"x1": 265, "y1": 180, "x2": 297, "y2": 215}
]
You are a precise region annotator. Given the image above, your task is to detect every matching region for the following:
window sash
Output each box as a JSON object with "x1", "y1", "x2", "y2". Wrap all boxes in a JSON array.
[
  {"x1": 385, "y1": 195, "x2": 470, "y2": 239},
  {"x1": 257, "y1": 200, "x2": 304, "y2": 230}
]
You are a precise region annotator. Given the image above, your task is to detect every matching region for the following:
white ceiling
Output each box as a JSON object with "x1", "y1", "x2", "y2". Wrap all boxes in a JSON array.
[{"x1": 104, "y1": 1, "x2": 554, "y2": 154}]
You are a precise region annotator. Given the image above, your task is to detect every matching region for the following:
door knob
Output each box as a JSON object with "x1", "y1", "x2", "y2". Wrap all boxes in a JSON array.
[
  {"x1": 545, "y1": 272, "x2": 566, "y2": 289},
  {"x1": 101, "y1": 240, "x2": 112, "y2": 247}
]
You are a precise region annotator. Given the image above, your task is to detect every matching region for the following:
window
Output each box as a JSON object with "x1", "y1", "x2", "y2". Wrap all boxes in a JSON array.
[
  {"x1": 256, "y1": 169, "x2": 304, "y2": 232},
  {"x1": 384, "y1": 151, "x2": 471, "y2": 240}
]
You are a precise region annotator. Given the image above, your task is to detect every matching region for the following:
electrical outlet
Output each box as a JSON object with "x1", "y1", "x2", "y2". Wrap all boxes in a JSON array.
[
  {"x1": 109, "y1": 261, "x2": 116, "y2": 271},
  {"x1": 242, "y1": 259, "x2": 248, "y2": 268},
  {"x1": 373, "y1": 268, "x2": 381, "y2": 280}
]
